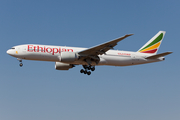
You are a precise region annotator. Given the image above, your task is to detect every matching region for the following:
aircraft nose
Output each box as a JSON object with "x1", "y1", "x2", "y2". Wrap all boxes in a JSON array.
[
  {"x1": 6, "y1": 49, "x2": 13, "y2": 55},
  {"x1": 7, "y1": 49, "x2": 10, "y2": 55}
]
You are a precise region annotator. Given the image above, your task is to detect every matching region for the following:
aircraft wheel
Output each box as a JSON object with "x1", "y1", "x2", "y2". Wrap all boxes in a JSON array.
[
  {"x1": 87, "y1": 67, "x2": 91, "y2": 70},
  {"x1": 80, "y1": 69, "x2": 84, "y2": 73},
  {"x1": 83, "y1": 65, "x2": 88, "y2": 69},
  {"x1": 87, "y1": 71, "x2": 91, "y2": 75},
  {"x1": 91, "y1": 67, "x2": 95, "y2": 71},
  {"x1": 84, "y1": 70, "x2": 87, "y2": 74},
  {"x1": 19, "y1": 63, "x2": 23, "y2": 67}
]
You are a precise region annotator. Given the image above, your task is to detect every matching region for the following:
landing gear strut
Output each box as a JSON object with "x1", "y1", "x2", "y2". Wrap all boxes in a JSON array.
[
  {"x1": 17, "y1": 58, "x2": 23, "y2": 67},
  {"x1": 80, "y1": 65, "x2": 95, "y2": 75}
]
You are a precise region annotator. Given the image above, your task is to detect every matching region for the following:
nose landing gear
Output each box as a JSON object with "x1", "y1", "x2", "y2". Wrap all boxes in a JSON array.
[
  {"x1": 80, "y1": 65, "x2": 95, "y2": 75},
  {"x1": 19, "y1": 63, "x2": 23, "y2": 67},
  {"x1": 17, "y1": 58, "x2": 23, "y2": 67}
]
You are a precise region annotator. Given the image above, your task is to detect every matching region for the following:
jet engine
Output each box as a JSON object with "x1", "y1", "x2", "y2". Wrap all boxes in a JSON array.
[
  {"x1": 60, "y1": 52, "x2": 78, "y2": 62},
  {"x1": 55, "y1": 62, "x2": 74, "y2": 70}
]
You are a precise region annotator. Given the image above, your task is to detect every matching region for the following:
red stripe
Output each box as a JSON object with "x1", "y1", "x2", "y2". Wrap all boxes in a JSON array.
[{"x1": 141, "y1": 49, "x2": 157, "y2": 53}]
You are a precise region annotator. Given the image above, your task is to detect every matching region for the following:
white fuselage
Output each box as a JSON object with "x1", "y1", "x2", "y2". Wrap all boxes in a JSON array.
[{"x1": 7, "y1": 44, "x2": 163, "y2": 66}]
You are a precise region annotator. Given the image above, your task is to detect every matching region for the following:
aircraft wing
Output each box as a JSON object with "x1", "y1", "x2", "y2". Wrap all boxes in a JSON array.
[{"x1": 78, "y1": 34, "x2": 133, "y2": 56}]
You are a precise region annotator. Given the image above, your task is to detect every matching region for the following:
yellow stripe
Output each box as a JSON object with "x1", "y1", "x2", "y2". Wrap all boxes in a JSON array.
[{"x1": 140, "y1": 42, "x2": 161, "y2": 52}]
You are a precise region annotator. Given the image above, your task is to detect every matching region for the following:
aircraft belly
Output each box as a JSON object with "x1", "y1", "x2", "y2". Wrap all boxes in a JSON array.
[
  {"x1": 101, "y1": 55, "x2": 133, "y2": 66},
  {"x1": 100, "y1": 55, "x2": 162, "y2": 66}
]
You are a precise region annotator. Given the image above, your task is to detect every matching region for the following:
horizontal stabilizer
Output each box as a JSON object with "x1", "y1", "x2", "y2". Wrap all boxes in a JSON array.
[{"x1": 146, "y1": 52, "x2": 173, "y2": 59}]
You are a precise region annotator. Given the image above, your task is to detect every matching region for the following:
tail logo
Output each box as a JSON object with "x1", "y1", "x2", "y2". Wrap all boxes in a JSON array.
[{"x1": 138, "y1": 33, "x2": 163, "y2": 54}]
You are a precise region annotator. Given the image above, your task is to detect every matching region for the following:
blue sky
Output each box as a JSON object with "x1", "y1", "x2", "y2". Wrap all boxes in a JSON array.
[{"x1": 1, "y1": 0, "x2": 180, "y2": 120}]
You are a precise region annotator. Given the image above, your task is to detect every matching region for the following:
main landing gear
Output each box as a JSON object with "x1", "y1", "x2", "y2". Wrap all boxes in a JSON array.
[
  {"x1": 80, "y1": 65, "x2": 95, "y2": 75},
  {"x1": 17, "y1": 58, "x2": 23, "y2": 67}
]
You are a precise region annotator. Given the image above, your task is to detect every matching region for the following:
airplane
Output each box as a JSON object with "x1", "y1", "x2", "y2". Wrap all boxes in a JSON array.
[{"x1": 6, "y1": 31, "x2": 172, "y2": 75}]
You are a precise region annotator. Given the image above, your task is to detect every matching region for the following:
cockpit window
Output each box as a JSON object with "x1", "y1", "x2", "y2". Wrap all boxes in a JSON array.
[{"x1": 11, "y1": 48, "x2": 15, "y2": 49}]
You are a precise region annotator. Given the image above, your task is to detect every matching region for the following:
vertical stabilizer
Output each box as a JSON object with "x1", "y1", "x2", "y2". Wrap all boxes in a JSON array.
[{"x1": 138, "y1": 31, "x2": 166, "y2": 54}]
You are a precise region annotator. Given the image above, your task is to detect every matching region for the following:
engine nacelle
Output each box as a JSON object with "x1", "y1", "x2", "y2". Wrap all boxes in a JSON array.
[
  {"x1": 55, "y1": 62, "x2": 74, "y2": 70},
  {"x1": 60, "y1": 52, "x2": 78, "y2": 62}
]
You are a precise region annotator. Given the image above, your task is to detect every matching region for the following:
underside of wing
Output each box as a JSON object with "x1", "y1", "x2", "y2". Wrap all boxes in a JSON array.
[{"x1": 78, "y1": 34, "x2": 133, "y2": 56}]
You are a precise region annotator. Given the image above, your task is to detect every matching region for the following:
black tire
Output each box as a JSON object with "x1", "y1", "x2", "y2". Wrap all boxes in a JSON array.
[
  {"x1": 87, "y1": 67, "x2": 91, "y2": 70},
  {"x1": 84, "y1": 70, "x2": 87, "y2": 74},
  {"x1": 83, "y1": 65, "x2": 88, "y2": 69},
  {"x1": 87, "y1": 71, "x2": 91, "y2": 75},
  {"x1": 19, "y1": 63, "x2": 23, "y2": 67},
  {"x1": 80, "y1": 69, "x2": 84, "y2": 73},
  {"x1": 91, "y1": 67, "x2": 95, "y2": 71}
]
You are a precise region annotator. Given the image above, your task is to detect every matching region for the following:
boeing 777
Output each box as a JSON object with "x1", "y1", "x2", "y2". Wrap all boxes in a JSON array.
[{"x1": 7, "y1": 31, "x2": 172, "y2": 75}]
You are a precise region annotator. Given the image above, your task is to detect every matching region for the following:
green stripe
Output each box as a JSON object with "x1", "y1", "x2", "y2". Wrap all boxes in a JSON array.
[{"x1": 139, "y1": 33, "x2": 163, "y2": 51}]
